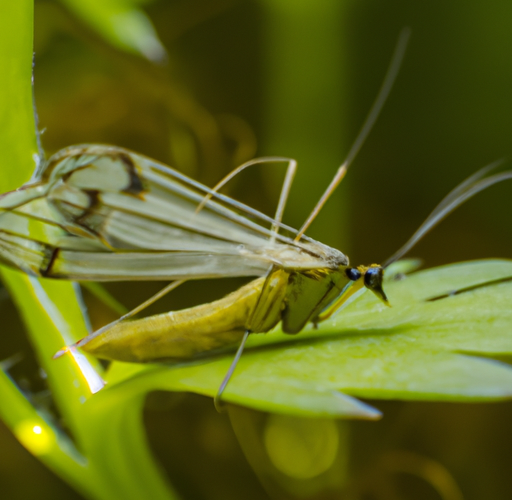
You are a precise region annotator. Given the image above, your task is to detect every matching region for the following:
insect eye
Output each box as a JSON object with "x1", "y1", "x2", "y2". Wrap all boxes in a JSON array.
[
  {"x1": 345, "y1": 267, "x2": 361, "y2": 281},
  {"x1": 364, "y1": 266, "x2": 382, "y2": 287}
]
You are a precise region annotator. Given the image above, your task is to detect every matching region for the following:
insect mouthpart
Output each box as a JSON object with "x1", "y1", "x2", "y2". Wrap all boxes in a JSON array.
[{"x1": 363, "y1": 265, "x2": 389, "y2": 305}]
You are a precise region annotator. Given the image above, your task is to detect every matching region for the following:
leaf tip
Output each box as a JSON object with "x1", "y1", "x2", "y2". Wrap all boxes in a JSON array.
[{"x1": 332, "y1": 392, "x2": 382, "y2": 420}]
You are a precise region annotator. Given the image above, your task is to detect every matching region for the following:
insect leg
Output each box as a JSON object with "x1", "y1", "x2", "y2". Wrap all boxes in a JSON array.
[
  {"x1": 314, "y1": 279, "x2": 366, "y2": 324},
  {"x1": 214, "y1": 267, "x2": 288, "y2": 407},
  {"x1": 213, "y1": 160, "x2": 298, "y2": 405},
  {"x1": 195, "y1": 156, "x2": 297, "y2": 222},
  {"x1": 214, "y1": 329, "x2": 250, "y2": 412},
  {"x1": 294, "y1": 164, "x2": 348, "y2": 241},
  {"x1": 54, "y1": 279, "x2": 186, "y2": 358},
  {"x1": 269, "y1": 159, "x2": 297, "y2": 241}
]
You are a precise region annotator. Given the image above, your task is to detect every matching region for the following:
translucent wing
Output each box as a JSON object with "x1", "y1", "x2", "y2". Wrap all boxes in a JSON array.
[{"x1": 0, "y1": 145, "x2": 347, "y2": 280}]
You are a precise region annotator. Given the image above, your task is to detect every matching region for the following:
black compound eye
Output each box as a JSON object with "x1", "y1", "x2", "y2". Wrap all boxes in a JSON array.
[
  {"x1": 364, "y1": 266, "x2": 382, "y2": 287},
  {"x1": 345, "y1": 267, "x2": 362, "y2": 281}
]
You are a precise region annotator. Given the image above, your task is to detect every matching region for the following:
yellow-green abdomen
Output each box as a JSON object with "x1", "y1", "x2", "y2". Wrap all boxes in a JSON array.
[{"x1": 82, "y1": 277, "x2": 270, "y2": 362}]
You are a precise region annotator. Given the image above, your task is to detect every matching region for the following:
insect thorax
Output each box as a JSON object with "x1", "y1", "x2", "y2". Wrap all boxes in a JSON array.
[{"x1": 281, "y1": 266, "x2": 349, "y2": 334}]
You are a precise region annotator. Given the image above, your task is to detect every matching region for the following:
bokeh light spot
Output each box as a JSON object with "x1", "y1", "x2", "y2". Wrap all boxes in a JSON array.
[
  {"x1": 264, "y1": 415, "x2": 339, "y2": 479},
  {"x1": 14, "y1": 419, "x2": 56, "y2": 455}
]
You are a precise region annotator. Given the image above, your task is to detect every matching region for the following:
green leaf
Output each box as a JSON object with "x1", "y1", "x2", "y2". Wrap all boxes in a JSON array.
[
  {"x1": 59, "y1": 0, "x2": 166, "y2": 61},
  {"x1": 105, "y1": 260, "x2": 512, "y2": 418}
]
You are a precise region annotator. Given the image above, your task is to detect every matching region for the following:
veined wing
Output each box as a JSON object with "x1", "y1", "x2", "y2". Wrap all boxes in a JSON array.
[
  {"x1": 0, "y1": 145, "x2": 348, "y2": 280},
  {"x1": 0, "y1": 181, "x2": 111, "y2": 276}
]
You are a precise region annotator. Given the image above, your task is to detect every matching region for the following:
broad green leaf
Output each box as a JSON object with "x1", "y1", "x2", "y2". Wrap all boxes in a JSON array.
[
  {"x1": 59, "y1": 0, "x2": 166, "y2": 61},
  {"x1": 105, "y1": 260, "x2": 512, "y2": 418}
]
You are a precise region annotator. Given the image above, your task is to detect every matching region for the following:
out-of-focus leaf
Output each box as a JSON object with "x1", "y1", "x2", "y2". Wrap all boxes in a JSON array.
[
  {"x1": 105, "y1": 260, "x2": 512, "y2": 418},
  {"x1": 60, "y1": 0, "x2": 166, "y2": 61}
]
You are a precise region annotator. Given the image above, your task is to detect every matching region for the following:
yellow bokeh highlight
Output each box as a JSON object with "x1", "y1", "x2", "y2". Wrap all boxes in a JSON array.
[
  {"x1": 14, "y1": 419, "x2": 56, "y2": 455},
  {"x1": 264, "y1": 415, "x2": 339, "y2": 479}
]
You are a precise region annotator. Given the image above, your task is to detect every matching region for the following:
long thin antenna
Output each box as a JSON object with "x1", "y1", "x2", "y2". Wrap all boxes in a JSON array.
[
  {"x1": 295, "y1": 27, "x2": 411, "y2": 241},
  {"x1": 383, "y1": 163, "x2": 512, "y2": 267}
]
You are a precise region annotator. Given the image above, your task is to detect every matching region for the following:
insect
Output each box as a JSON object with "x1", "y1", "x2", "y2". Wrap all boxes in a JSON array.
[{"x1": 0, "y1": 30, "x2": 510, "y2": 403}]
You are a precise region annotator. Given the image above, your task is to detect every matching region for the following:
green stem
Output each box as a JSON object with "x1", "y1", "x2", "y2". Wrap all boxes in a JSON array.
[{"x1": 0, "y1": 2, "x2": 178, "y2": 499}]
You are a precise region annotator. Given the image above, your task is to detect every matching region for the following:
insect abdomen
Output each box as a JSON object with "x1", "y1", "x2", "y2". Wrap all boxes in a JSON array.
[{"x1": 81, "y1": 277, "x2": 269, "y2": 362}]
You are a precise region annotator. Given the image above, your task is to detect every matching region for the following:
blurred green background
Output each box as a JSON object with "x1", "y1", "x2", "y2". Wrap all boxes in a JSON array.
[{"x1": 2, "y1": 0, "x2": 512, "y2": 499}]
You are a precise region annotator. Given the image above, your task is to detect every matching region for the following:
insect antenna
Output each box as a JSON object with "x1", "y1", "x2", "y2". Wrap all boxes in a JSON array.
[
  {"x1": 383, "y1": 161, "x2": 512, "y2": 268},
  {"x1": 295, "y1": 27, "x2": 411, "y2": 242}
]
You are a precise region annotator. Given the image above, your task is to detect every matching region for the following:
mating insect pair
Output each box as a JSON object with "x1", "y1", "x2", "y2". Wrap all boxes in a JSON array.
[{"x1": 0, "y1": 30, "x2": 510, "y2": 403}]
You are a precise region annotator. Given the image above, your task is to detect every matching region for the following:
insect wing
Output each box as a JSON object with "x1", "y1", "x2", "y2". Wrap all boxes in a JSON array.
[
  {"x1": 0, "y1": 145, "x2": 346, "y2": 280},
  {"x1": 0, "y1": 180, "x2": 105, "y2": 275}
]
